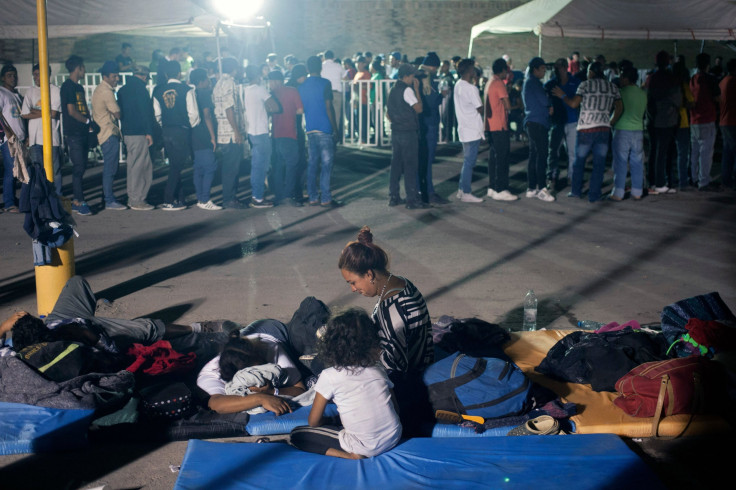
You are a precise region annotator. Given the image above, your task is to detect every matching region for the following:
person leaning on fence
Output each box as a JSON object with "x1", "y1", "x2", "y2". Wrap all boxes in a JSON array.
[{"x1": 386, "y1": 63, "x2": 427, "y2": 210}]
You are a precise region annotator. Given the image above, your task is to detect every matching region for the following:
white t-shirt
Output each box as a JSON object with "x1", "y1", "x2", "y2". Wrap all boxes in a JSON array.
[
  {"x1": 321, "y1": 59, "x2": 344, "y2": 93},
  {"x1": 0, "y1": 86, "x2": 26, "y2": 143},
  {"x1": 314, "y1": 365, "x2": 401, "y2": 457},
  {"x1": 403, "y1": 86, "x2": 418, "y2": 106},
  {"x1": 22, "y1": 84, "x2": 62, "y2": 146},
  {"x1": 243, "y1": 83, "x2": 271, "y2": 136},
  {"x1": 196, "y1": 333, "x2": 301, "y2": 396},
  {"x1": 453, "y1": 79, "x2": 484, "y2": 142}
]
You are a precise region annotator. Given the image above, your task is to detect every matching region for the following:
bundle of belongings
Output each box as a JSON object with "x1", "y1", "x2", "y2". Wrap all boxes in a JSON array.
[{"x1": 535, "y1": 292, "x2": 736, "y2": 436}]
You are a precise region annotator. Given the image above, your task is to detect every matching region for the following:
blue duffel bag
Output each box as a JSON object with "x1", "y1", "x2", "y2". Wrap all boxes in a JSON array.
[{"x1": 423, "y1": 350, "x2": 533, "y2": 420}]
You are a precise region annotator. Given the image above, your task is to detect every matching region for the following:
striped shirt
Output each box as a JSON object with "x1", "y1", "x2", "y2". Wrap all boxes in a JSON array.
[{"x1": 372, "y1": 277, "x2": 433, "y2": 373}]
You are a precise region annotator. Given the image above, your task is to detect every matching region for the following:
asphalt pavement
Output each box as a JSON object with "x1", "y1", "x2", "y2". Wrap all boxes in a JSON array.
[{"x1": 0, "y1": 140, "x2": 734, "y2": 489}]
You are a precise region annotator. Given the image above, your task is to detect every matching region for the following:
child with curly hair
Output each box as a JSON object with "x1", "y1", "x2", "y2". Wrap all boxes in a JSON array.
[{"x1": 290, "y1": 308, "x2": 401, "y2": 459}]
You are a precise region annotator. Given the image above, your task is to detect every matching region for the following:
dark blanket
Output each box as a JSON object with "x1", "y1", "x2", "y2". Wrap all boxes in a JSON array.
[
  {"x1": 536, "y1": 328, "x2": 670, "y2": 392},
  {"x1": 0, "y1": 355, "x2": 134, "y2": 410}
]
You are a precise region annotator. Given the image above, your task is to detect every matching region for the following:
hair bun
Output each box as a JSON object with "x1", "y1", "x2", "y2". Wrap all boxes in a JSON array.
[{"x1": 357, "y1": 225, "x2": 373, "y2": 245}]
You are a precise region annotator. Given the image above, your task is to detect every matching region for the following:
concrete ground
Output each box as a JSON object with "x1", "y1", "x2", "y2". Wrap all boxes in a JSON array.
[{"x1": 0, "y1": 140, "x2": 734, "y2": 489}]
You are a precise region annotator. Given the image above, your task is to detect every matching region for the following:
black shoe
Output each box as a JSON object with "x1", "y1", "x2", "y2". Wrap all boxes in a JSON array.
[
  {"x1": 388, "y1": 197, "x2": 405, "y2": 207},
  {"x1": 699, "y1": 182, "x2": 723, "y2": 192},
  {"x1": 223, "y1": 200, "x2": 246, "y2": 209},
  {"x1": 251, "y1": 198, "x2": 274, "y2": 208},
  {"x1": 406, "y1": 201, "x2": 430, "y2": 209},
  {"x1": 290, "y1": 198, "x2": 304, "y2": 207},
  {"x1": 429, "y1": 194, "x2": 449, "y2": 205},
  {"x1": 320, "y1": 200, "x2": 341, "y2": 208}
]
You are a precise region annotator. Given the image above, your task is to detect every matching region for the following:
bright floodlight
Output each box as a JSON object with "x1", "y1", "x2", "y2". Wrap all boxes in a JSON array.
[{"x1": 212, "y1": 0, "x2": 264, "y2": 23}]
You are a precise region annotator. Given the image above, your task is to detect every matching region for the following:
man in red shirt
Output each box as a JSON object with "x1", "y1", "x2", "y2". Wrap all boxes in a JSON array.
[
  {"x1": 690, "y1": 53, "x2": 722, "y2": 191},
  {"x1": 485, "y1": 58, "x2": 518, "y2": 201},
  {"x1": 720, "y1": 59, "x2": 736, "y2": 190},
  {"x1": 268, "y1": 70, "x2": 304, "y2": 206}
]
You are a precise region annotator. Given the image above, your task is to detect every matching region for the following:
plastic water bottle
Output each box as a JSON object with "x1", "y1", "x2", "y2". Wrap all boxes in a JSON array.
[
  {"x1": 523, "y1": 290, "x2": 537, "y2": 331},
  {"x1": 578, "y1": 320, "x2": 606, "y2": 330}
]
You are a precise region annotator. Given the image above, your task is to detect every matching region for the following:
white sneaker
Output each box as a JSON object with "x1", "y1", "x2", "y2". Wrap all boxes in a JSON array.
[
  {"x1": 460, "y1": 192, "x2": 484, "y2": 203},
  {"x1": 652, "y1": 186, "x2": 670, "y2": 194},
  {"x1": 536, "y1": 188, "x2": 555, "y2": 202},
  {"x1": 487, "y1": 188, "x2": 497, "y2": 198},
  {"x1": 492, "y1": 190, "x2": 518, "y2": 201},
  {"x1": 456, "y1": 190, "x2": 464, "y2": 200},
  {"x1": 666, "y1": 187, "x2": 678, "y2": 194},
  {"x1": 525, "y1": 188, "x2": 539, "y2": 198},
  {"x1": 197, "y1": 200, "x2": 222, "y2": 210}
]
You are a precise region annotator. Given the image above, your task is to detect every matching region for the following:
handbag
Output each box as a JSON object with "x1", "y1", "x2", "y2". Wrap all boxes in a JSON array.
[{"x1": 613, "y1": 356, "x2": 725, "y2": 436}]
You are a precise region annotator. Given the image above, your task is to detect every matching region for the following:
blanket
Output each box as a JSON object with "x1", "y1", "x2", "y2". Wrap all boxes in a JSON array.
[{"x1": 224, "y1": 363, "x2": 316, "y2": 414}]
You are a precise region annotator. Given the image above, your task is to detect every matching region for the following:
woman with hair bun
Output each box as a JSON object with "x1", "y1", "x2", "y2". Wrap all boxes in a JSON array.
[{"x1": 338, "y1": 225, "x2": 433, "y2": 435}]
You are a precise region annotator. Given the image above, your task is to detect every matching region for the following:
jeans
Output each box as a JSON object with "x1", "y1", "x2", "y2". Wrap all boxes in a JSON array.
[
  {"x1": 273, "y1": 137, "x2": 299, "y2": 202},
  {"x1": 547, "y1": 122, "x2": 577, "y2": 181},
  {"x1": 611, "y1": 130, "x2": 644, "y2": 198},
  {"x1": 525, "y1": 122, "x2": 548, "y2": 190},
  {"x1": 423, "y1": 122, "x2": 439, "y2": 196},
  {"x1": 690, "y1": 122, "x2": 716, "y2": 187},
  {"x1": 721, "y1": 125, "x2": 736, "y2": 188},
  {"x1": 219, "y1": 143, "x2": 242, "y2": 204},
  {"x1": 675, "y1": 127, "x2": 690, "y2": 189},
  {"x1": 390, "y1": 130, "x2": 419, "y2": 204},
  {"x1": 459, "y1": 139, "x2": 480, "y2": 193},
  {"x1": 30, "y1": 144, "x2": 63, "y2": 195},
  {"x1": 100, "y1": 135, "x2": 120, "y2": 204},
  {"x1": 488, "y1": 130, "x2": 510, "y2": 192},
  {"x1": 1, "y1": 142, "x2": 16, "y2": 208},
  {"x1": 307, "y1": 131, "x2": 335, "y2": 203},
  {"x1": 572, "y1": 130, "x2": 610, "y2": 202},
  {"x1": 123, "y1": 134, "x2": 153, "y2": 205},
  {"x1": 65, "y1": 133, "x2": 88, "y2": 202},
  {"x1": 193, "y1": 148, "x2": 217, "y2": 202},
  {"x1": 248, "y1": 133, "x2": 271, "y2": 201},
  {"x1": 162, "y1": 126, "x2": 191, "y2": 204}
]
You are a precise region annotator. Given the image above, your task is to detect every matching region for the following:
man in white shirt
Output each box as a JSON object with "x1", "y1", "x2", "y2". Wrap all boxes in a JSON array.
[
  {"x1": 21, "y1": 64, "x2": 62, "y2": 195},
  {"x1": 243, "y1": 65, "x2": 280, "y2": 208},
  {"x1": 321, "y1": 50, "x2": 344, "y2": 140},
  {"x1": 0, "y1": 64, "x2": 26, "y2": 212},
  {"x1": 453, "y1": 59, "x2": 484, "y2": 203}
]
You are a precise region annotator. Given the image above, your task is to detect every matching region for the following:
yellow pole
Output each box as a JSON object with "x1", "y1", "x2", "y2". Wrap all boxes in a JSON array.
[{"x1": 35, "y1": 0, "x2": 75, "y2": 317}]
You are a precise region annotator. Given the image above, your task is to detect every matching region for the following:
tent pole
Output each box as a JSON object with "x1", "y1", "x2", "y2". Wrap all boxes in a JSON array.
[
  {"x1": 538, "y1": 33, "x2": 542, "y2": 57},
  {"x1": 216, "y1": 22, "x2": 223, "y2": 78},
  {"x1": 35, "y1": 0, "x2": 75, "y2": 316},
  {"x1": 700, "y1": 40, "x2": 705, "y2": 53},
  {"x1": 468, "y1": 37, "x2": 474, "y2": 58}
]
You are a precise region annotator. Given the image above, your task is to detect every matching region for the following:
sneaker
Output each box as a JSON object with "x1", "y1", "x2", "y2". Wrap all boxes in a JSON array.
[
  {"x1": 406, "y1": 201, "x2": 430, "y2": 209},
  {"x1": 507, "y1": 415, "x2": 560, "y2": 436},
  {"x1": 161, "y1": 202, "x2": 186, "y2": 211},
  {"x1": 72, "y1": 201, "x2": 92, "y2": 216},
  {"x1": 130, "y1": 201, "x2": 155, "y2": 211},
  {"x1": 197, "y1": 200, "x2": 222, "y2": 211},
  {"x1": 105, "y1": 201, "x2": 128, "y2": 211},
  {"x1": 487, "y1": 188, "x2": 497, "y2": 199},
  {"x1": 609, "y1": 194, "x2": 623, "y2": 202},
  {"x1": 525, "y1": 188, "x2": 539, "y2": 198},
  {"x1": 4, "y1": 205, "x2": 19, "y2": 213},
  {"x1": 223, "y1": 200, "x2": 246, "y2": 209},
  {"x1": 388, "y1": 197, "x2": 406, "y2": 207},
  {"x1": 536, "y1": 188, "x2": 555, "y2": 202},
  {"x1": 429, "y1": 193, "x2": 449, "y2": 204},
  {"x1": 492, "y1": 190, "x2": 518, "y2": 201},
  {"x1": 251, "y1": 198, "x2": 274, "y2": 208},
  {"x1": 320, "y1": 200, "x2": 341, "y2": 208},
  {"x1": 652, "y1": 185, "x2": 671, "y2": 194},
  {"x1": 460, "y1": 192, "x2": 483, "y2": 203},
  {"x1": 290, "y1": 198, "x2": 304, "y2": 207},
  {"x1": 567, "y1": 192, "x2": 582, "y2": 199}
]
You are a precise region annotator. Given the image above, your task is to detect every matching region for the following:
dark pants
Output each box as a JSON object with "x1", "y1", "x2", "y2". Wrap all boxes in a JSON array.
[
  {"x1": 721, "y1": 125, "x2": 736, "y2": 188},
  {"x1": 546, "y1": 124, "x2": 565, "y2": 180},
  {"x1": 526, "y1": 122, "x2": 548, "y2": 190},
  {"x1": 290, "y1": 425, "x2": 342, "y2": 455},
  {"x1": 488, "y1": 130, "x2": 511, "y2": 192},
  {"x1": 273, "y1": 137, "x2": 299, "y2": 202},
  {"x1": 65, "y1": 133, "x2": 89, "y2": 202},
  {"x1": 653, "y1": 126, "x2": 677, "y2": 188},
  {"x1": 162, "y1": 126, "x2": 192, "y2": 204},
  {"x1": 389, "y1": 130, "x2": 419, "y2": 204},
  {"x1": 219, "y1": 143, "x2": 242, "y2": 204}
]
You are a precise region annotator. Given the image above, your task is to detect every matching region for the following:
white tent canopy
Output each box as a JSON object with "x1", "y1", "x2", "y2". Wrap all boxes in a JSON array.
[
  {"x1": 470, "y1": 0, "x2": 736, "y2": 56},
  {"x1": 0, "y1": 0, "x2": 219, "y2": 39}
]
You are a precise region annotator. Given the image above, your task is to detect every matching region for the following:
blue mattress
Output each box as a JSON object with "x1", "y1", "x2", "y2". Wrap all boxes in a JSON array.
[
  {"x1": 174, "y1": 434, "x2": 664, "y2": 490},
  {"x1": 0, "y1": 401, "x2": 95, "y2": 455},
  {"x1": 245, "y1": 403, "x2": 339, "y2": 435}
]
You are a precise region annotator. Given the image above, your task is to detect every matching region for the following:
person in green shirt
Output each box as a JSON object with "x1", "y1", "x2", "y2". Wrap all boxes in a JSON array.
[{"x1": 611, "y1": 66, "x2": 647, "y2": 200}]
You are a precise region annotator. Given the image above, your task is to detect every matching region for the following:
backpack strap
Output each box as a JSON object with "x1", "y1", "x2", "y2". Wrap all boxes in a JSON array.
[{"x1": 651, "y1": 374, "x2": 670, "y2": 437}]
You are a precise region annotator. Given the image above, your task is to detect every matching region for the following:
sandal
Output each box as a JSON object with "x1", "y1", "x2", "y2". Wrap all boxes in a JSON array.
[{"x1": 507, "y1": 415, "x2": 560, "y2": 436}]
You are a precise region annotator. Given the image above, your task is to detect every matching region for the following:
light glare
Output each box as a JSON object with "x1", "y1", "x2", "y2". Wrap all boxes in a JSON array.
[{"x1": 212, "y1": 0, "x2": 264, "y2": 23}]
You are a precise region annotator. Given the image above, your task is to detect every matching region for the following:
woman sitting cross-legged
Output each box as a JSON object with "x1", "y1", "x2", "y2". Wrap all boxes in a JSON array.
[{"x1": 290, "y1": 308, "x2": 401, "y2": 459}]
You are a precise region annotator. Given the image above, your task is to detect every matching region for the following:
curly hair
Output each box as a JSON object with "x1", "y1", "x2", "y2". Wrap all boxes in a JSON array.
[
  {"x1": 338, "y1": 226, "x2": 390, "y2": 276},
  {"x1": 317, "y1": 307, "x2": 380, "y2": 373},
  {"x1": 11, "y1": 314, "x2": 55, "y2": 352},
  {"x1": 218, "y1": 332, "x2": 267, "y2": 382}
]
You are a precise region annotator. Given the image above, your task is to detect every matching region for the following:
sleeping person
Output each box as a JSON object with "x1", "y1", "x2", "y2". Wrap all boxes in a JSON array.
[
  {"x1": 290, "y1": 308, "x2": 401, "y2": 459},
  {"x1": 197, "y1": 328, "x2": 306, "y2": 414}
]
